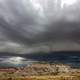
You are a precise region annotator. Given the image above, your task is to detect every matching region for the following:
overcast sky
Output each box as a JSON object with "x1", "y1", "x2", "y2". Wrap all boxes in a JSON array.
[{"x1": 0, "y1": 0, "x2": 80, "y2": 54}]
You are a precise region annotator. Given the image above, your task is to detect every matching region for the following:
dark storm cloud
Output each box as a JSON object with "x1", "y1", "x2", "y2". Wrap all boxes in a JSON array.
[
  {"x1": 0, "y1": 0, "x2": 80, "y2": 52},
  {"x1": 0, "y1": 0, "x2": 48, "y2": 44}
]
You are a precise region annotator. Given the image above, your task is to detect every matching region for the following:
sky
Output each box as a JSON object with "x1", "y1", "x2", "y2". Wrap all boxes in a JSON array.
[
  {"x1": 0, "y1": 0, "x2": 80, "y2": 54},
  {"x1": 0, "y1": 0, "x2": 80, "y2": 66}
]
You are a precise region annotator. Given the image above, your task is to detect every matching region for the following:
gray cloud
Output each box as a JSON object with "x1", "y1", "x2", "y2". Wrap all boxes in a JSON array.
[{"x1": 0, "y1": 0, "x2": 80, "y2": 53}]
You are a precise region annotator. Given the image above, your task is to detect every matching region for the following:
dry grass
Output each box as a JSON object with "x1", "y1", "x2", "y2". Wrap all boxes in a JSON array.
[{"x1": 0, "y1": 75, "x2": 80, "y2": 80}]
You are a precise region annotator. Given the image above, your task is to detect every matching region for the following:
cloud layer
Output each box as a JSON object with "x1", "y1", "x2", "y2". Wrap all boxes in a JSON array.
[{"x1": 0, "y1": 0, "x2": 80, "y2": 53}]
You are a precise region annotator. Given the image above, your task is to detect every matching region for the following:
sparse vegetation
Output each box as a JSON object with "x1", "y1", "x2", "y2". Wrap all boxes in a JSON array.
[
  {"x1": 0, "y1": 64, "x2": 80, "y2": 80},
  {"x1": 0, "y1": 75, "x2": 80, "y2": 80}
]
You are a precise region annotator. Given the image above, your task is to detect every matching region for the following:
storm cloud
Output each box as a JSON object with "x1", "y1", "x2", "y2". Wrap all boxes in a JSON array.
[{"x1": 0, "y1": 0, "x2": 80, "y2": 54}]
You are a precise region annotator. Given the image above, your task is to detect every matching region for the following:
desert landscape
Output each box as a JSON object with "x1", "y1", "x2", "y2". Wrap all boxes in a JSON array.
[{"x1": 0, "y1": 63, "x2": 80, "y2": 80}]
